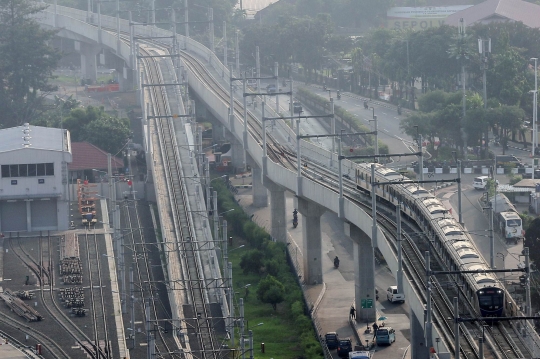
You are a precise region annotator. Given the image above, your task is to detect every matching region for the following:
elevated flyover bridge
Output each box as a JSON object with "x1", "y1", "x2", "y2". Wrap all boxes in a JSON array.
[{"x1": 35, "y1": 4, "x2": 540, "y2": 359}]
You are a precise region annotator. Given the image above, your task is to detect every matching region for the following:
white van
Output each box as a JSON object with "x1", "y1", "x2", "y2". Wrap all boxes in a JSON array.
[
  {"x1": 386, "y1": 286, "x2": 405, "y2": 303},
  {"x1": 349, "y1": 351, "x2": 372, "y2": 359},
  {"x1": 473, "y1": 176, "x2": 489, "y2": 190}
]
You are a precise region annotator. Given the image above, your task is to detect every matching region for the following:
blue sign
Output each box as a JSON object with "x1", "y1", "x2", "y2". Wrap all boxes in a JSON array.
[
  {"x1": 11, "y1": 180, "x2": 17, "y2": 185},
  {"x1": 38, "y1": 179, "x2": 45, "y2": 184}
]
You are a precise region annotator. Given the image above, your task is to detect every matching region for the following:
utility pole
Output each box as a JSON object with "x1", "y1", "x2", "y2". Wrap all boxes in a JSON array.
[
  {"x1": 235, "y1": 30, "x2": 240, "y2": 76},
  {"x1": 525, "y1": 247, "x2": 532, "y2": 316},
  {"x1": 454, "y1": 297, "x2": 460, "y2": 358},
  {"x1": 255, "y1": 46, "x2": 260, "y2": 94},
  {"x1": 479, "y1": 38, "x2": 491, "y2": 159},
  {"x1": 481, "y1": 191, "x2": 495, "y2": 268},
  {"x1": 208, "y1": 7, "x2": 214, "y2": 54},
  {"x1": 396, "y1": 202, "x2": 403, "y2": 294},
  {"x1": 130, "y1": 266, "x2": 135, "y2": 349},
  {"x1": 223, "y1": 21, "x2": 227, "y2": 67},
  {"x1": 425, "y1": 251, "x2": 432, "y2": 351},
  {"x1": 416, "y1": 126, "x2": 424, "y2": 182},
  {"x1": 184, "y1": 0, "x2": 189, "y2": 39},
  {"x1": 531, "y1": 58, "x2": 538, "y2": 179},
  {"x1": 459, "y1": 18, "x2": 467, "y2": 157},
  {"x1": 274, "y1": 62, "x2": 279, "y2": 113}
]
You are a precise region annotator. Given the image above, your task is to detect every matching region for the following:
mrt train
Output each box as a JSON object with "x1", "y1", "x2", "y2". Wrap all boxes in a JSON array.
[{"x1": 354, "y1": 163, "x2": 505, "y2": 319}]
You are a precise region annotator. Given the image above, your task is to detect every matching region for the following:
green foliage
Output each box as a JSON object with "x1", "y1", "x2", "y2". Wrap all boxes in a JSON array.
[
  {"x1": 239, "y1": 249, "x2": 264, "y2": 275},
  {"x1": 257, "y1": 275, "x2": 285, "y2": 310},
  {"x1": 0, "y1": 0, "x2": 61, "y2": 127},
  {"x1": 525, "y1": 218, "x2": 540, "y2": 265},
  {"x1": 212, "y1": 181, "x2": 322, "y2": 358},
  {"x1": 59, "y1": 106, "x2": 132, "y2": 154}
]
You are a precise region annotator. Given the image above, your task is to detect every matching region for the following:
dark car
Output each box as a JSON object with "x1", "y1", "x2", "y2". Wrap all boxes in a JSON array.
[
  {"x1": 266, "y1": 84, "x2": 276, "y2": 93},
  {"x1": 325, "y1": 332, "x2": 339, "y2": 350},
  {"x1": 293, "y1": 101, "x2": 302, "y2": 113},
  {"x1": 337, "y1": 338, "x2": 353, "y2": 358}
]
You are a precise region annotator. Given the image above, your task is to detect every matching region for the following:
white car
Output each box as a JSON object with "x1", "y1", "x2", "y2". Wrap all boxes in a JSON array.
[{"x1": 386, "y1": 286, "x2": 405, "y2": 303}]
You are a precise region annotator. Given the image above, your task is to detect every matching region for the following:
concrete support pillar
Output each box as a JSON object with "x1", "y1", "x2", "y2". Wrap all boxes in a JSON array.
[
  {"x1": 410, "y1": 308, "x2": 429, "y2": 359},
  {"x1": 80, "y1": 43, "x2": 101, "y2": 84},
  {"x1": 118, "y1": 66, "x2": 135, "y2": 92},
  {"x1": 227, "y1": 135, "x2": 244, "y2": 171},
  {"x1": 298, "y1": 197, "x2": 326, "y2": 285},
  {"x1": 251, "y1": 165, "x2": 268, "y2": 208},
  {"x1": 265, "y1": 179, "x2": 286, "y2": 243},
  {"x1": 345, "y1": 222, "x2": 376, "y2": 323}
]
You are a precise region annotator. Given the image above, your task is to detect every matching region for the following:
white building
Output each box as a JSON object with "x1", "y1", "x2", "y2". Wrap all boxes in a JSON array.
[{"x1": 0, "y1": 124, "x2": 72, "y2": 232}]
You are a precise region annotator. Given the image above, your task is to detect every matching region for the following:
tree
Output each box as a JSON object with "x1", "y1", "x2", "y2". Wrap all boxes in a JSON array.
[
  {"x1": 0, "y1": 0, "x2": 61, "y2": 128},
  {"x1": 59, "y1": 106, "x2": 131, "y2": 154},
  {"x1": 524, "y1": 218, "x2": 540, "y2": 265},
  {"x1": 239, "y1": 249, "x2": 264, "y2": 275},
  {"x1": 256, "y1": 275, "x2": 285, "y2": 310},
  {"x1": 83, "y1": 114, "x2": 132, "y2": 155}
]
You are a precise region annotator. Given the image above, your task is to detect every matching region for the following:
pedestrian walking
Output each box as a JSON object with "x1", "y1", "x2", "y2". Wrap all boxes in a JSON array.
[
  {"x1": 372, "y1": 322, "x2": 379, "y2": 337},
  {"x1": 349, "y1": 306, "x2": 356, "y2": 320}
]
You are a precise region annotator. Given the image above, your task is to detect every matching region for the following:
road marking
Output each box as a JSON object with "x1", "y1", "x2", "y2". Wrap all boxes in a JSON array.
[{"x1": 382, "y1": 112, "x2": 387, "y2": 115}]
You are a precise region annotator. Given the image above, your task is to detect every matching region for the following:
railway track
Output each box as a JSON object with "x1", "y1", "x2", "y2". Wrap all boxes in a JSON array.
[
  {"x1": 83, "y1": 230, "x2": 112, "y2": 358},
  {"x1": 177, "y1": 47, "x2": 532, "y2": 359},
  {"x1": 6, "y1": 235, "x2": 102, "y2": 358},
  {"x1": 141, "y1": 44, "x2": 219, "y2": 358},
  {"x1": 0, "y1": 315, "x2": 70, "y2": 359},
  {"x1": 121, "y1": 199, "x2": 179, "y2": 356},
  {"x1": 97, "y1": 18, "x2": 530, "y2": 358}
]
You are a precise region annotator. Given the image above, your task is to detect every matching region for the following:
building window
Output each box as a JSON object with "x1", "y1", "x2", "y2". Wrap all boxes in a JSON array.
[
  {"x1": 37, "y1": 163, "x2": 45, "y2": 176},
  {"x1": 1, "y1": 163, "x2": 55, "y2": 178},
  {"x1": 9, "y1": 164, "x2": 19, "y2": 177}
]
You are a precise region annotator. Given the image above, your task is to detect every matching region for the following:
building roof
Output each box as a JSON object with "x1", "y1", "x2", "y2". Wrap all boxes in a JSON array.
[
  {"x1": 68, "y1": 142, "x2": 123, "y2": 171},
  {"x1": 444, "y1": 0, "x2": 540, "y2": 28},
  {"x1": 0, "y1": 124, "x2": 69, "y2": 153},
  {"x1": 512, "y1": 178, "x2": 540, "y2": 188}
]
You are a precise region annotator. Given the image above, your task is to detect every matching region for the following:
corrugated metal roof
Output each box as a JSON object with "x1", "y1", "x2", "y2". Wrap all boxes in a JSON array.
[
  {"x1": 68, "y1": 142, "x2": 123, "y2": 171},
  {"x1": 0, "y1": 124, "x2": 68, "y2": 153},
  {"x1": 444, "y1": 0, "x2": 540, "y2": 28}
]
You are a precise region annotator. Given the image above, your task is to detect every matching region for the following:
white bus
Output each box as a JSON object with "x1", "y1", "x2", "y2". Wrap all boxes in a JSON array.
[{"x1": 498, "y1": 211, "x2": 524, "y2": 243}]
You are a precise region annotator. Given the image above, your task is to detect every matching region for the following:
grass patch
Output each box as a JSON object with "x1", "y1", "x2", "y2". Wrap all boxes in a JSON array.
[
  {"x1": 212, "y1": 179, "x2": 323, "y2": 359},
  {"x1": 228, "y1": 247, "x2": 305, "y2": 358}
]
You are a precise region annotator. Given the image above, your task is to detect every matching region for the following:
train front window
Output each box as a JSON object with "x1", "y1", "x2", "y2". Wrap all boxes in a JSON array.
[
  {"x1": 479, "y1": 295, "x2": 493, "y2": 307},
  {"x1": 506, "y1": 219, "x2": 521, "y2": 227}
]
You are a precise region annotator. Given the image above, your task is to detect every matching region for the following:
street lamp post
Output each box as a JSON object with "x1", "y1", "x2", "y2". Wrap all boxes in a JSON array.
[
  {"x1": 531, "y1": 58, "x2": 538, "y2": 178},
  {"x1": 369, "y1": 108, "x2": 378, "y2": 157},
  {"x1": 497, "y1": 252, "x2": 505, "y2": 284}
]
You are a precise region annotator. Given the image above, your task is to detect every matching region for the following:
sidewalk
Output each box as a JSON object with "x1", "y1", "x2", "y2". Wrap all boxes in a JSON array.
[{"x1": 233, "y1": 186, "x2": 412, "y2": 359}]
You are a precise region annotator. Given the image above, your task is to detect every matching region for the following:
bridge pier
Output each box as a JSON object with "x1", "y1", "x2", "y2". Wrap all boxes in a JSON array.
[
  {"x1": 79, "y1": 42, "x2": 101, "y2": 84},
  {"x1": 250, "y1": 164, "x2": 268, "y2": 208},
  {"x1": 226, "y1": 135, "x2": 244, "y2": 171},
  {"x1": 297, "y1": 197, "x2": 326, "y2": 285},
  {"x1": 410, "y1": 307, "x2": 431, "y2": 359},
  {"x1": 264, "y1": 179, "x2": 286, "y2": 243},
  {"x1": 345, "y1": 222, "x2": 376, "y2": 323}
]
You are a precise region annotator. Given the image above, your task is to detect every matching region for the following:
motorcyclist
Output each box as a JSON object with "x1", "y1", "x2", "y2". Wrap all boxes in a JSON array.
[
  {"x1": 323, "y1": 83, "x2": 327, "y2": 91},
  {"x1": 364, "y1": 100, "x2": 368, "y2": 109},
  {"x1": 337, "y1": 90, "x2": 341, "y2": 99},
  {"x1": 397, "y1": 104, "x2": 401, "y2": 115},
  {"x1": 334, "y1": 256, "x2": 340, "y2": 268}
]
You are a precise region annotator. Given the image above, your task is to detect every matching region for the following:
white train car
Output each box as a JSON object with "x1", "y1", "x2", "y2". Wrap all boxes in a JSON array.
[{"x1": 354, "y1": 163, "x2": 505, "y2": 318}]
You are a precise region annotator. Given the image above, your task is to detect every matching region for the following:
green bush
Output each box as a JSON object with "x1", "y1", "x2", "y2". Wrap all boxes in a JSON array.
[{"x1": 212, "y1": 179, "x2": 323, "y2": 358}]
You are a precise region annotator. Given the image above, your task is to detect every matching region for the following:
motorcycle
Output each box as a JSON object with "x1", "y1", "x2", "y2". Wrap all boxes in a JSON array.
[
  {"x1": 364, "y1": 101, "x2": 369, "y2": 110},
  {"x1": 397, "y1": 105, "x2": 402, "y2": 115},
  {"x1": 323, "y1": 84, "x2": 327, "y2": 91},
  {"x1": 337, "y1": 91, "x2": 341, "y2": 100},
  {"x1": 334, "y1": 256, "x2": 340, "y2": 269}
]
